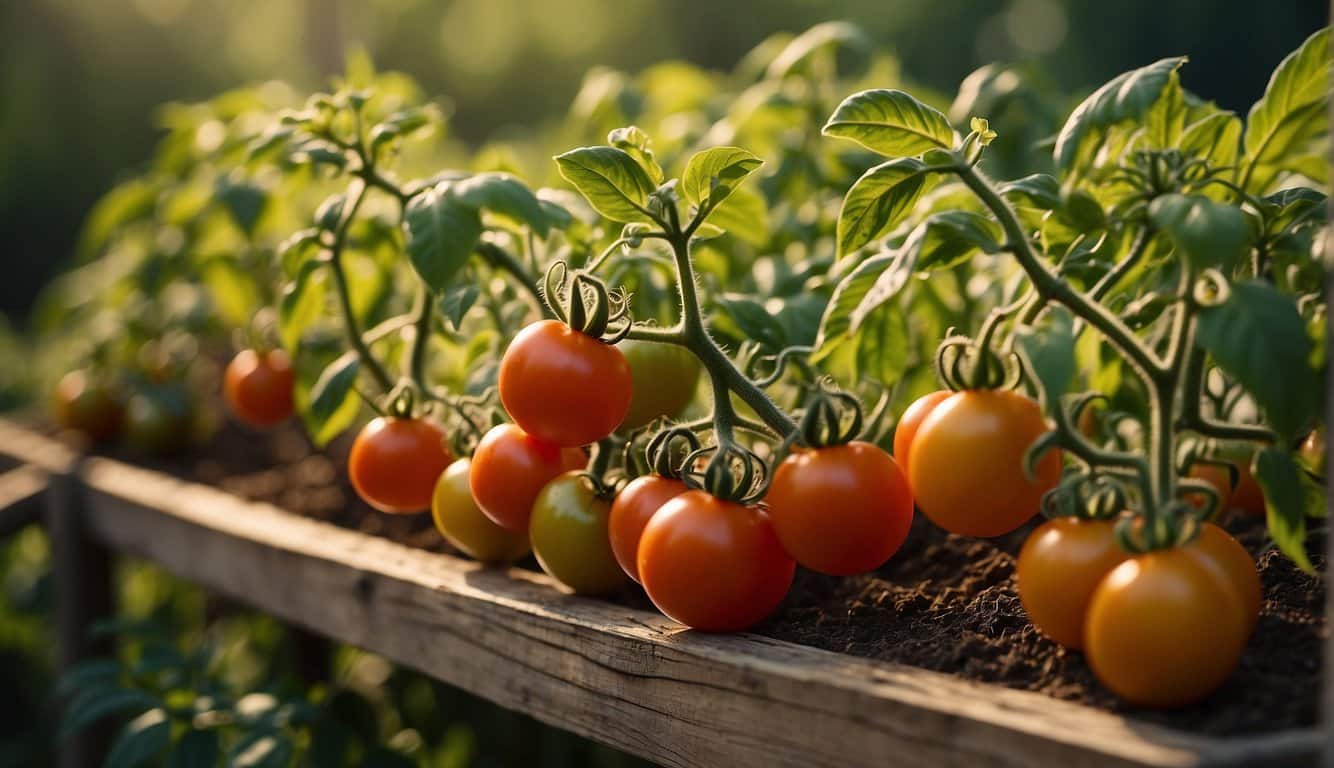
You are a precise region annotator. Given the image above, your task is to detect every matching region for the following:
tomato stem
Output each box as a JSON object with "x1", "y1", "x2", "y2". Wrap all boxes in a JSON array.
[{"x1": 329, "y1": 180, "x2": 395, "y2": 393}]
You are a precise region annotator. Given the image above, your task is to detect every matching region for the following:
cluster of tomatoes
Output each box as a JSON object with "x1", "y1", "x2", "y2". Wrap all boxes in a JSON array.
[
  {"x1": 52, "y1": 359, "x2": 215, "y2": 456},
  {"x1": 124, "y1": 317, "x2": 1270, "y2": 708}
]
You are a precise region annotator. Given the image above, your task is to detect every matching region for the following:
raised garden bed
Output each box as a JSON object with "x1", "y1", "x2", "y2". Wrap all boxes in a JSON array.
[{"x1": 1, "y1": 417, "x2": 1324, "y2": 767}]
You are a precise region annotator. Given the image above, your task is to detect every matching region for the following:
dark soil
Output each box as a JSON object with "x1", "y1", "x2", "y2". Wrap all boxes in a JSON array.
[{"x1": 52, "y1": 417, "x2": 1327, "y2": 736}]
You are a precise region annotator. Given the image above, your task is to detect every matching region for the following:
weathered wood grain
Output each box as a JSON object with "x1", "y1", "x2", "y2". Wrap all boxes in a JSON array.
[{"x1": 0, "y1": 420, "x2": 1319, "y2": 768}]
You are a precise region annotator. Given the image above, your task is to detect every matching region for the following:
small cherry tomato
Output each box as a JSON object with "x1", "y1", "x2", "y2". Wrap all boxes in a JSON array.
[
  {"x1": 1016, "y1": 517, "x2": 1129, "y2": 649},
  {"x1": 223, "y1": 349, "x2": 295, "y2": 428},
  {"x1": 892, "y1": 390, "x2": 951, "y2": 480},
  {"x1": 1084, "y1": 548, "x2": 1248, "y2": 708},
  {"x1": 498, "y1": 319, "x2": 633, "y2": 447},
  {"x1": 348, "y1": 417, "x2": 451, "y2": 514},
  {"x1": 609, "y1": 474, "x2": 689, "y2": 582},
  {"x1": 529, "y1": 472, "x2": 626, "y2": 595},
  {"x1": 908, "y1": 389, "x2": 1062, "y2": 537},
  {"x1": 470, "y1": 423, "x2": 587, "y2": 533},
  {"x1": 638, "y1": 490, "x2": 795, "y2": 632},
  {"x1": 766, "y1": 441, "x2": 913, "y2": 575},
  {"x1": 618, "y1": 340, "x2": 701, "y2": 429},
  {"x1": 53, "y1": 370, "x2": 123, "y2": 443},
  {"x1": 122, "y1": 384, "x2": 193, "y2": 456},
  {"x1": 1230, "y1": 460, "x2": 1266, "y2": 517},
  {"x1": 431, "y1": 458, "x2": 530, "y2": 564},
  {"x1": 1186, "y1": 522, "x2": 1261, "y2": 633}
]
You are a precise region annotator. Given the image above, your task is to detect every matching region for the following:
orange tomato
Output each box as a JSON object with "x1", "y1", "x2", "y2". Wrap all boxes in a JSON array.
[
  {"x1": 1017, "y1": 517, "x2": 1129, "y2": 649},
  {"x1": 499, "y1": 320, "x2": 633, "y2": 447},
  {"x1": 766, "y1": 441, "x2": 913, "y2": 575},
  {"x1": 908, "y1": 390, "x2": 1062, "y2": 537},
  {"x1": 469, "y1": 423, "x2": 587, "y2": 532},
  {"x1": 608, "y1": 475, "x2": 689, "y2": 583},
  {"x1": 348, "y1": 417, "x2": 451, "y2": 514},
  {"x1": 222, "y1": 349, "x2": 295, "y2": 428},
  {"x1": 638, "y1": 491, "x2": 794, "y2": 632},
  {"x1": 892, "y1": 390, "x2": 951, "y2": 480}
]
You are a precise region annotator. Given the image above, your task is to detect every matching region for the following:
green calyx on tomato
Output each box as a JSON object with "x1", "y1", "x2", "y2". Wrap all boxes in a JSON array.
[{"x1": 529, "y1": 471, "x2": 626, "y2": 595}]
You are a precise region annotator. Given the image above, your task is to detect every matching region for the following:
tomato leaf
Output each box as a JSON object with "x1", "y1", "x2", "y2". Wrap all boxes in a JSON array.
[
  {"x1": 1241, "y1": 28, "x2": 1330, "y2": 193},
  {"x1": 166, "y1": 730, "x2": 221, "y2": 768},
  {"x1": 60, "y1": 687, "x2": 160, "y2": 740},
  {"x1": 553, "y1": 146, "x2": 657, "y2": 224},
  {"x1": 1148, "y1": 194, "x2": 1251, "y2": 271},
  {"x1": 1014, "y1": 307, "x2": 1076, "y2": 415},
  {"x1": 450, "y1": 172, "x2": 554, "y2": 236},
  {"x1": 705, "y1": 185, "x2": 770, "y2": 245},
  {"x1": 999, "y1": 173, "x2": 1061, "y2": 210},
  {"x1": 1178, "y1": 112, "x2": 1242, "y2": 170},
  {"x1": 438, "y1": 282, "x2": 480, "y2": 331},
  {"x1": 1253, "y1": 448, "x2": 1314, "y2": 573},
  {"x1": 822, "y1": 89, "x2": 955, "y2": 157},
  {"x1": 1054, "y1": 57, "x2": 1185, "y2": 174},
  {"x1": 307, "y1": 353, "x2": 362, "y2": 447},
  {"x1": 1195, "y1": 281, "x2": 1319, "y2": 441},
  {"x1": 608, "y1": 126, "x2": 665, "y2": 184},
  {"x1": 682, "y1": 146, "x2": 763, "y2": 213},
  {"x1": 403, "y1": 182, "x2": 483, "y2": 292},
  {"x1": 836, "y1": 157, "x2": 937, "y2": 257},
  {"x1": 714, "y1": 294, "x2": 787, "y2": 351},
  {"x1": 765, "y1": 21, "x2": 871, "y2": 80},
  {"x1": 215, "y1": 179, "x2": 268, "y2": 237},
  {"x1": 104, "y1": 708, "x2": 171, "y2": 768}
]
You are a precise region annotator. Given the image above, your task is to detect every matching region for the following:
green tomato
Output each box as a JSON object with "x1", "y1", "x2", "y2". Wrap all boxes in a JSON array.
[
  {"x1": 123, "y1": 383, "x2": 193, "y2": 456},
  {"x1": 529, "y1": 472, "x2": 625, "y2": 595},
  {"x1": 432, "y1": 458, "x2": 530, "y2": 564},
  {"x1": 618, "y1": 340, "x2": 701, "y2": 430}
]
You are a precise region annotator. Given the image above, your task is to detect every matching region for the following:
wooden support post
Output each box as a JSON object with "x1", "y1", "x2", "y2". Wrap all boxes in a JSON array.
[{"x1": 47, "y1": 466, "x2": 116, "y2": 768}]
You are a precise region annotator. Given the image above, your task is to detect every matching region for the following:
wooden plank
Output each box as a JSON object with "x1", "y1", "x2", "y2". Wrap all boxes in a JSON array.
[
  {"x1": 0, "y1": 465, "x2": 47, "y2": 537},
  {"x1": 0, "y1": 420, "x2": 1319, "y2": 767},
  {"x1": 46, "y1": 465, "x2": 116, "y2": 768},
  {"x1": 78, "y1": 458, "x2": 1319, "y2": 768}
]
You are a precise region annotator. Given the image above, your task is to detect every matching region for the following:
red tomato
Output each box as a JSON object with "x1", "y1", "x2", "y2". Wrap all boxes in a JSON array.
[
  {"x1": 469, "y1": 423, "x2": 587, "y2": 533},
  {"x1": 766, "y1": 441, "x2": 913, "y2": 575},
  {"x1": 53, "y1": 370, "x2": 123, "y2": 443},
  {"x1": 498, "y1": 319, "x2": 633, "y2": 447},
  {"x1": 608, "y1": 475, "x2": 689, "y2": 582},
  {"x1": 892, "y1": 390, "x2": 951, "y2": 480},
  {"x1": 1084, "y1": 548, "x2": 1248, "y2": 708},
  {"x1": 908, "y1": 389, "x2": 1062, "y2": 537},
  {"x1": 222, "y1": 349, "x2": 295, "y2": 428},
  {"x1": 1230, "y1": 460, "x2": 1266, "y2": 517},
  {"x1": 348, "y1": 417, "x2": 452, "y2": 514},
  {"x1": 638, "y1": 490, "x2": 795, "y2": 632},
  {"x1": 1187, "y1": 464, "x2": 1233, "y2": 514},
  {"x1": 1016, "y1": 517, "x2": 1129, "y2": 649}
]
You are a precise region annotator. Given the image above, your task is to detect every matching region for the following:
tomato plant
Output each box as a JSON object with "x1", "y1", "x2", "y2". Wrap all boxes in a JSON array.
[
  {"x1": 348, "y1": 416, "x2": 452, "y2": 514},
  {"x1": 223, "y1": 348, "x2": 295, "y2": 428},
  {"x1": 432, "y1": 458, "x2": 530, "y2": 564},
  {"x1": 529, "y1": 472, "x2": 626, "y2": 595}
]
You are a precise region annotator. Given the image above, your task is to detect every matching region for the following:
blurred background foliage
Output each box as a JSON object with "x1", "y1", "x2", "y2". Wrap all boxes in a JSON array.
[{"x1": 0, "y1": 0, "x2": 1325, "y2": 325}]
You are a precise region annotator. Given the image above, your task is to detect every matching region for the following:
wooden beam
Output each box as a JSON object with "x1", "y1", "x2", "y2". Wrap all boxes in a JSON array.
[{"x1": 0, "y1": 465, "x2": 47, "y2": 537}]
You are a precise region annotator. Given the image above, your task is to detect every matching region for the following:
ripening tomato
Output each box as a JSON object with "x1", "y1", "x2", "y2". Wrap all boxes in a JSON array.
[
  {"x1": 431, "y1": 458, "x2": 530, "y2": 564},
  {"x1": 498, "y1": 320, "x2": 633, "y2": 447},
  {"x1": 608, "y1": 474, "x2": 689, "y2": 582},
  {"x1": 1187, "y1": 464, "x2": 1233, "y2": 513},
  {"x1": 53, "y1": 370, "x2": 123, "y2": 443},
  {"x1": 892, "y1": 390, "x2": 950, "y2": 480},
  {"x1": 1230, "y1": 460, "x2": 1266, "y2": 517},
  {"x1": 222, "y1": 349, "x2": 295, "y2": 428},
  {"x1": 1016, "y1": 517, "x2": 1129, "y2": 649},
  {"x1": 618, "y1": 340, "x2": 701, "y2": 429},
  {"x1": 1299, "y1": 428, "x2": 1326, "y2": 479},
  {"x1": 908, "y1": 390, "x2": 1062, "y2": 537},
  {"x1": 1084, "y1": 548, "x2": 1248, "y2": 708},
  {"x1": 638, "y1": 491, "x2": 795, "y2": 632},
  {"x1": 529, "y1": 472, "x2": 626, "y2": 594},
  {"x1": 469, "y1": 423, "x2": 587, "y2": 533},
  {"x1": 348, "y1": 417, "x2": 451, "y2": 514},
  {"x1": 1186, "y1": 522, "x2": 1261, "y2": 633},
  {"x1": 122, "y1": 384, "x2": 193, "y2": 456},
  {"x1": 766, "y1": 441, "x2": 913, "y2": 575}
]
